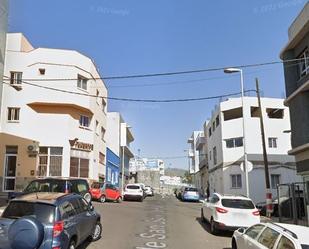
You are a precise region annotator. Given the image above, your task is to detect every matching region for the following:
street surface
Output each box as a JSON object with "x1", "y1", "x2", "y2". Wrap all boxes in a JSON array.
[{"x1": 85, "y1": 195, "x2": 232, "y2": 249}]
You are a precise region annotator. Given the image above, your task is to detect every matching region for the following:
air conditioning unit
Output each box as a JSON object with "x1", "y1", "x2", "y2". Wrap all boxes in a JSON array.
[{"x1": 27, "y1": 142, "x2": 39, "y2": 155}]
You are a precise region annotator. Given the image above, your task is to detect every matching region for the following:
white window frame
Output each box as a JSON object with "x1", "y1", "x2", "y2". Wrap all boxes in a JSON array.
[
  {"x1": 7, "y1": 107, "x2": 20, "y2": 122},
  {"x1": 79, "y1": 115, "x2": 90, "y2": 128},
  {"x1": 226, "y1": 137, "x2": 243, "y2": 148},
  {"x1": 231, "y1": 174, "x2": 242, "y2": 189},
  {"x1": 38, "y1": 147, "x2": 63, "y2": 177},
  {"x1": 10, "y1": 71, "x2": 22, "y2": 85},
  {"x1": 77, "y1": 75, "x2": 88, "y2": 91},
  {"x1": 268, "y1": 137, "x2": 278, "y2": 148}
]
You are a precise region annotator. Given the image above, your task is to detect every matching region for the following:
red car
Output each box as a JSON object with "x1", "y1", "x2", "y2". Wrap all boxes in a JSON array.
[{"x1": 90, "y1": 182, "x2": 122, "y2": 203}]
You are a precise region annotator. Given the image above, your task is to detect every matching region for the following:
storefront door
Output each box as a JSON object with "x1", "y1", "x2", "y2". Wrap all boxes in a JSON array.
[{"x1": 3, "y1": 146, "x2": 18, "y2": 191}]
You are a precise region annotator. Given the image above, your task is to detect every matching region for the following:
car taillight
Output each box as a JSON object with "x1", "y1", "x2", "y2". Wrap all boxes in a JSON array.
[
  {"x1": 52, "y1": 247, "x2": 61, "y2": 249},
  {"x1": 216, "y1": 207, "x2": 228, "y2": 214},
  {"x1": 53, "y1": 221, "x2": 64, "y2": 237},
  {"x1": 252, "y1": 210, "x2": 260, "y2": 216}
]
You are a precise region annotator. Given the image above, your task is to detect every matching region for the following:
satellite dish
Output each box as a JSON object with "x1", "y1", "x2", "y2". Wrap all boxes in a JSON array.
[{"x1": 240, "y1": 161, "x2": 253, "y2": 172}]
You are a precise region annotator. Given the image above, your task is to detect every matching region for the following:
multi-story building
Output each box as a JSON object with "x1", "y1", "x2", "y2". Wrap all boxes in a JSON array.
[
  {"x1": 187, "y1": 131, "x2": 203, "y2": 189},
  {"x1": 281, "y1": 3, "x2": 309, "y2": 184},
  {"x1": 206, "y1": 97, "x2": 301, "y2": 204},
  {"x1": 0, "y1": 0, "x2": 8, "y2": 125},
  {"x1": 105, "y1": 112, "x2": 134, "y2": 188},
  {"x1": 0, "y1": 33, "x2": 108, "y2": 192},
  {"x1": 196, "y1": 122, "x2": 209, "y2": 196}
]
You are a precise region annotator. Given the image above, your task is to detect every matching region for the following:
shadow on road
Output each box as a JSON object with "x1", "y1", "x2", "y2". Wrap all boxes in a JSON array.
[
  {"x1": 195, "y1": 217, "x2": 233, "y2": 238},
  {"x1": 77, "y1": 241, "x2": 91, "y2": 249}
]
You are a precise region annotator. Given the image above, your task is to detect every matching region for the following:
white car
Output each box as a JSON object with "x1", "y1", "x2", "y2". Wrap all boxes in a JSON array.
[
  {"x1": 144, "y1": 186, "x2": 154, "y2": 196},
  {"x1": 123, "y1": 183, "x2": 144, "y2": 202},
  {"x1": 201, "y1": 193, "x2": 260, "y2": 234},
  {"x1": 232, "y1": 222, "x2": 309, "y2": 249}
]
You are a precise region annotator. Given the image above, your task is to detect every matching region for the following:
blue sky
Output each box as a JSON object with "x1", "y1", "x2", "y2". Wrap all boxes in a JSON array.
[{"x1": 8, "y1": 0, "x2": 307, "y2": 169}]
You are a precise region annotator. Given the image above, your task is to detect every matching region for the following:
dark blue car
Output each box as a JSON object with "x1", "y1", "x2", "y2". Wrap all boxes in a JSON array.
[{"x1": 0, "y1": 193, "x2": 102, "y2": 249}]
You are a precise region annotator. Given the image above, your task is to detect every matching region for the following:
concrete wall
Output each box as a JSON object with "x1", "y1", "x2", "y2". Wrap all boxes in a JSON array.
[{"x1": 136, "y1": 170, "x2": 160, "y2": 191}]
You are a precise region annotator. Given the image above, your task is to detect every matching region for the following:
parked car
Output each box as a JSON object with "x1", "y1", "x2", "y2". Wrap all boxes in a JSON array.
[
  {"x1": 201, "y1": 193, "x2": 260, "y2": 234},
  {"x1": 90, "y1": 182, "x2": 122, "y2": 203},
  {"x1": 181, "y1": 187, "x2": 200, "y2": 202},
  {"x1": 123, "y1": 184, "x2": 144, "y2": 202},
  {"x1": 0, "y1": 192, "x2": 102, "y2": 249},
  {"x1": 232, "y1": 222, "x2": 309, "y2": 249},
  {"x1": 144, "y1": 186, "x2": 154, "y2": 196},
  {"x1": 8, "y1": 178, "x2": 92, "y2": 203}
]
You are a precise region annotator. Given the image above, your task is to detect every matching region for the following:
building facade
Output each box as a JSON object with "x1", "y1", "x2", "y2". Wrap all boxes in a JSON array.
[
  {"x1": 105, "y1": 112, "x2": 134, "y2": 189},
  {"x1": 206, "y1": 97, "x2": 301, "y2": 204},
  {"x1": 0, "y1": 33, "x2": 108, "y2": 192},
  {"x1": 187, "y1": 131, "x2": 203, "y2": 190},
  {"x1": 281, "y1": 3, "x2": 309, "y2": 185}
]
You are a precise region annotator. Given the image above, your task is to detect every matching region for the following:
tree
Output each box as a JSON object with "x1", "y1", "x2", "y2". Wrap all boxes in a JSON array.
[{"x1": 183, "y1": 171, "x2": 192, "y2": 184}]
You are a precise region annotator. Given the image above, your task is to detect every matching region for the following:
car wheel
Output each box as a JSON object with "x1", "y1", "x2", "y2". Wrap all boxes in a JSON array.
[
  {"x1": 84, "y1": 192, "x2": 92, "y2": 203},
  {"x1": 99, "y1": 195, "x2": 106, "y2": 203},
  {"x1": 210, "y1": 218, "x2": 217, "y2": 235},
  {"x1": 232, "y1": 238, "x2": 237, "y2": 249},
  {"x1": 68, "y1": 239, "x2": 76, "y2": 249},
  {"x1": 90, "y1": 221, "x2": 102, "y2": 242},
  {"x1": 116, "y1": 196, "x2": 122, "y2": 203}
]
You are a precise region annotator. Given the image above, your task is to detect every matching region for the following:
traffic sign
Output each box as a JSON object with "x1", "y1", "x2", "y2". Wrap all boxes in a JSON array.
[{"x1": 240, "y1": 161, "x2": 253, "y2": 172}]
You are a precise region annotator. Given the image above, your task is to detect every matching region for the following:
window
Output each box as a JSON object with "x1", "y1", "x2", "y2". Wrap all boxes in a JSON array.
[
  {"x1": 221, "y1": 199, "x2": 255, "y2": 209},
  {"x1": 99, "y1": 152, "x2": 105, "y2": 164},
  {"x1": 257, "y1": 228, "x2": 280, "y2": 249},
  {"x1": 38, "y1": 68, "x2": 45, "y2": 75},
  {"x1": 266, "y1": 108, "x2": 284, "y2": 119},
  {"x1": 271, "y1": 174, "x2": 280, "y2": 189},
  {"x1": 225, "y1": 137, "x2": 243, "y2": 148},
  {"x1": 59, "y1": 201, "x2": 76, "y2": 219},
  {"x1": 277, "y1": 236, "x2": 295, "y2": 249},
  {"x1": 251, "y1": 106, "x2": 260, "y2": 117},
  {"x1": 102, "y1": 98, "x2": 106, "y2": 113},
  {"x1": 209, "y1": 127, "x2": 212, "y2": 137},
  {"x1": 216, "y1": 115, "x2": 220, "y2": 127},
  {"x1": 79, "y1": 115, "x2": 90, "y2": 128},
  {"x1": 210, "y1": 194, "x2": 220, "y2": 203},
  {"x1": 231, "y1": 174, "x2": 242, "y2": 188},
  {"x1": 268, "y1": 137, "x2": 277, "y2": 148},
  {"x1": 101, "y1": 127, "x2": 105, "y2": 141},
  {"x1": 96, "y1": 90, "x2": 100, "y2": 104},
  {"x1": 223, "y1": 107, "x2": 243, "y2": 121},
  {"x1": 7, "y1": 107, "x2": 20, "y2": 121},
  {"x1": 10, "y1": 71, "x2": 22, "y2": 85},
  {"x1": 298, "y1": 49, "x2": 309, "y2": 78},
  {"x1": 70, "y1": 157, "x2": 89, "y2": 178},
  {"x1": 38, "y1": 147, "x2": 63, "y2": 177},
  {"x1": 213, "y1": 147, "x2": 217, "y2": 165},
  {"x1": 245, "y1": 224, "x2": 265, "y2": 239},
  {"x1": 212, "y1": 121, "x2": 215, "y2": 132},
  {"x1": 77, "y1": 75, "x2": 88, "y2": 91},
  {"x1": 95, "y1": 120, "x2": 99, "y2": 135}
]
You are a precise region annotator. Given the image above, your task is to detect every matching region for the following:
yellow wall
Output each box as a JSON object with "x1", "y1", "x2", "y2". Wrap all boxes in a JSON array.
[{"x1": 0, "y1": 132, "x2": 38, "y2": 191}]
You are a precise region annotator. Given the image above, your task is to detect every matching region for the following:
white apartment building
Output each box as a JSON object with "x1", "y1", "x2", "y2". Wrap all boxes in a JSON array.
[
  {"x1": 105, "y1": 112, "x2": 134, "y2": 187},
  {"x1": 206, "y1": 97, "x2": 301, "y2": 204},
  {"x1": 0, "y1": 33, "x2": 108, "y2": 191},
  {"x1": 187, "y1": 131, "x2": 203, "y2": 189}
]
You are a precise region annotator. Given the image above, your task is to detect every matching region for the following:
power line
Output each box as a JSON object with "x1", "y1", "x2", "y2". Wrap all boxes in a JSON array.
[
  {"x1": 7, "y1": 57, "x2": 305, "y2": 82},
  {"x1": 2, "y1": 77, "x2": 257, "y2": 103}
]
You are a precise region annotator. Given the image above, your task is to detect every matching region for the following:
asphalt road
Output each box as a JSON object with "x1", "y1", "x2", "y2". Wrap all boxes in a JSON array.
[{"x1": 84, "y1": 194, "x2": 232, "y2": 249}]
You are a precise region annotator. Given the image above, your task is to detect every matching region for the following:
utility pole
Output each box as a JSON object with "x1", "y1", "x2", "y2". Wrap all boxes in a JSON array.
[{"x1": 256, "y1": 78, "x2": 272, "y2": 217}]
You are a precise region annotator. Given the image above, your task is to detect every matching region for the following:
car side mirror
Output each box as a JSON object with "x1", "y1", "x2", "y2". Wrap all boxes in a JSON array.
[{"x1": 237, "y1": 227, "x2": 245, "y2": 234}]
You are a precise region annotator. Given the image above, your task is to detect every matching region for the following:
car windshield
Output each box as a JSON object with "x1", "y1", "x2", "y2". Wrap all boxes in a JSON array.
[
  {"x1": 24, "y1": 180, "x2": 65, "y2": 193},
  {"x1": 185, "y1": 188, "x2": 198, "y2": 192},
  {"x1": 126, "y1": 185, "x2": 140, "y2": 189},
  {"x1": 302, "y1": 245, "x2": 309, "y2": 249},
  {"x1": 2, "y1": 201, "x2": 55, "y2": 224},
  {"x1": 221, "y1": 199, "x2": 255, "y2": 209}
]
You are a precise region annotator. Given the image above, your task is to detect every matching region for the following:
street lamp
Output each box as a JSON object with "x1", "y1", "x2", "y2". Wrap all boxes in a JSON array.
[{"x1": 224, "y1": 67, "x2": 250, "y2": 197}]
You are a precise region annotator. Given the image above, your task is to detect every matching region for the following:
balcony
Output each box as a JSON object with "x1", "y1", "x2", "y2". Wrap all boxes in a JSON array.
[{"x1": 196, "y1": 135, "x2": 206, "y2": 150}]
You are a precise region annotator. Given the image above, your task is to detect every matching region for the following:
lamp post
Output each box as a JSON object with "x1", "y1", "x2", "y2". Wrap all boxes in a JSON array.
[{"x1": 224, "y1": 68, "x2": 250, "y2": 197}]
